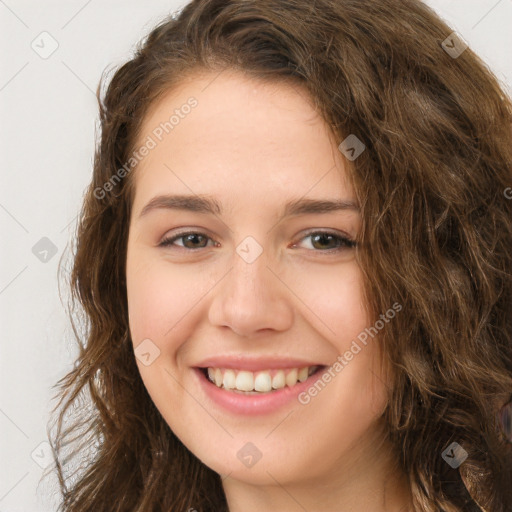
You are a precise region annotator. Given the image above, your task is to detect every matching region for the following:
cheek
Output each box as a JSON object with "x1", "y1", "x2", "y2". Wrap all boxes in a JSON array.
[
  {"x1": 288, "y1": 261, "x2": 387, "y2": 411},
  {"x1": 328, "y1": 268, "x2": 367, "y2": 338},
  {"x1": 126, "y1": 254, "x2": 209, "y2": 345},
  {"x1": 283, "y1": 259, "x2": 368, "y2": 343}
]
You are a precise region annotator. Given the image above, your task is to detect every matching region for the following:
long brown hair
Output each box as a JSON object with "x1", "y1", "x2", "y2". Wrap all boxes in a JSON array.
[{"x1": 46, "y1": 0, "x2": 512, "y2": 510}]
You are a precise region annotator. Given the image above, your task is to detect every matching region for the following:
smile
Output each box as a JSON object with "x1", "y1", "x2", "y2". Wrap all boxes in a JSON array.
[
  {"x1": 194, "y1": 360, "x2": 327, "y2": 415},
  {"x1": 205, "y1": 366, "x2": 319, "y2": 393}
]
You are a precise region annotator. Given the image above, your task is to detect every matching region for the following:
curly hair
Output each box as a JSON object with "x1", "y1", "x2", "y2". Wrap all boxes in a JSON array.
[{"x1": 46, "y1": 0, "x2": 512, "y2": 510}]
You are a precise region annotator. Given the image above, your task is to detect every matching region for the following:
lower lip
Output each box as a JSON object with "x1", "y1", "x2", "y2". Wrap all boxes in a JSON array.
[{"x1": 193, "y1": 367, "x2": 324, "y2": 416}]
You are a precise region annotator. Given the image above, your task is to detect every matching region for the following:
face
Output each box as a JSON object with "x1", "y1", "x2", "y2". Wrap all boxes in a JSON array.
[{"x1": 126, "y1": 69, "x2": 389, "y2": 487}]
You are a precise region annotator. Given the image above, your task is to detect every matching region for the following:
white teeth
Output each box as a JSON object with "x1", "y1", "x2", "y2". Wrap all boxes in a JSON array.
[
  {"x1": 235, "y1": 371, "x2": 254, "y2": 391},
  {"x1": 205, "y1": 366, "x2": 318, "y2": 393},
  {"x1": 285, "y1": 368, "x2": 298, "y2": 387},
  {"x1": 223, "y1": 369, "x2": 236, "y2": 389},
  {"x1": 254, "y1": 372, "x2": 272, "y2": 392},
  {"x1": 272, "y1": 370, "x2": 285, "y2": 389}
]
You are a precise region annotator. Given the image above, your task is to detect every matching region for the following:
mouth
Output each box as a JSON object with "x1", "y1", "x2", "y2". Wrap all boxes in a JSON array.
[
  {"x1": 199, "y1": 365, "x2": 324, "y2": 394},
  {"x1": 193, "y1": 362, "x2": 327, "y2": 415}
]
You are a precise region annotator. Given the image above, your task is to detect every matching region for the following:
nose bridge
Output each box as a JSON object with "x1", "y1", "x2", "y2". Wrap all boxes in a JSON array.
[
  {"x1": 232, "y1": 234, "x2": 270, "y2": 297},
  {"x1": 207, "y1": 233, "x2": 293, "y2": 336}
]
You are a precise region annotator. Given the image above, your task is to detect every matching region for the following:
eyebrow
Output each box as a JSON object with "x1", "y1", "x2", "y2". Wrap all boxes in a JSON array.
[{"x1": 138, "y1": 194, "x2": 359, "y2": 219}]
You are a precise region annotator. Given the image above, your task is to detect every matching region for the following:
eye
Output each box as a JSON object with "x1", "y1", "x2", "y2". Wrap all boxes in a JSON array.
[
  {"x1": 159, "y1": 231, "x2": 218, "y2": 250},
  {"x1": 293, "y1": 230, "x2": 356, "y2": 252}
]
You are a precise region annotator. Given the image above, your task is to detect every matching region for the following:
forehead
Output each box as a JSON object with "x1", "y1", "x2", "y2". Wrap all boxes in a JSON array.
[{"x1": 130, "y1": 69, "x2": 355, "y2": 212}]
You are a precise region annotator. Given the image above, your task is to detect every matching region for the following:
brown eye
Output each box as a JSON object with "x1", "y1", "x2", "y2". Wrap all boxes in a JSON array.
[
  {"x1": 159, "y1": 231, "x2": 214, "y2": 250},
  {"x1": 295, "y1": 231, "x2": 356, "y2": 251}
]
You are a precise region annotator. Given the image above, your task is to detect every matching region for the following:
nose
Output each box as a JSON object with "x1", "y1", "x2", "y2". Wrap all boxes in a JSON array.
[{"x1": 207, "y1": 241, "x2": 294, "y2": 338}]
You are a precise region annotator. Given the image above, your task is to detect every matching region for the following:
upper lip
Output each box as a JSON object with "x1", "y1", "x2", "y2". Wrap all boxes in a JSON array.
[{"x1": 195, "y1": 356, "x2": 325, "y2": 371}]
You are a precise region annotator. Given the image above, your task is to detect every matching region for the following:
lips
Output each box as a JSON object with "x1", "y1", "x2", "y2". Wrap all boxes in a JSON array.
[{"x1": 193, "y1": 356, "x2": 327, "y2": 415}]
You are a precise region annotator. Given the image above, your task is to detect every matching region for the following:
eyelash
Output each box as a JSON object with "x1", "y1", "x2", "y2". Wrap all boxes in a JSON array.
[{"x1": 158, "y1": 230, "x2": 356, "y2": 253}]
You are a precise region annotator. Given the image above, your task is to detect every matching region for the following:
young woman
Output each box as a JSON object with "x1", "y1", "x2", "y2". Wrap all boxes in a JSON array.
[{"x1": 48, "y1": 0, "x2": 512, "y2": 510}]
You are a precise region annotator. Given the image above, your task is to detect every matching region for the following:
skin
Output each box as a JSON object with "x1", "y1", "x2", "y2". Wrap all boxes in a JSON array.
[{"x1": 125, "y1": 69, "x2": 413, "y2": 511}]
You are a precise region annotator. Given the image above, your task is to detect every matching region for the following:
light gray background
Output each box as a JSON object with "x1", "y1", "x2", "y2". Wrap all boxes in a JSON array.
[{"x1": 1, "y1": 1, "x2": 511, "y2": 510}]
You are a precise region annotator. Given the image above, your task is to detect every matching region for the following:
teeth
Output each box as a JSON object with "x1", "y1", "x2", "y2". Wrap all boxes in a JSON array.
[
  {"x1": 298, "y1": 367, "x2": 309, "y2": 382},
  {"x1": 205, "y1": 366, "x2": 318, "y2": 393},
  {"x1": 214, "y1": 368, "x2": 223, "y2": 387},
  {"x1": 272, "y1": 370, "x2": 285, "y2": 389},
  {"x1": 235, "y1": 371, "x2": 254, "y2": 391},
  {"x1": 285, "y1": 368, "x2": 298, "y2": 387},
  {"x1": 223, "y1": 369, "x2": 236, "y2": 389},
  {"x1": 254, "y1": 372, "x2": 272, "y2": 392}
]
